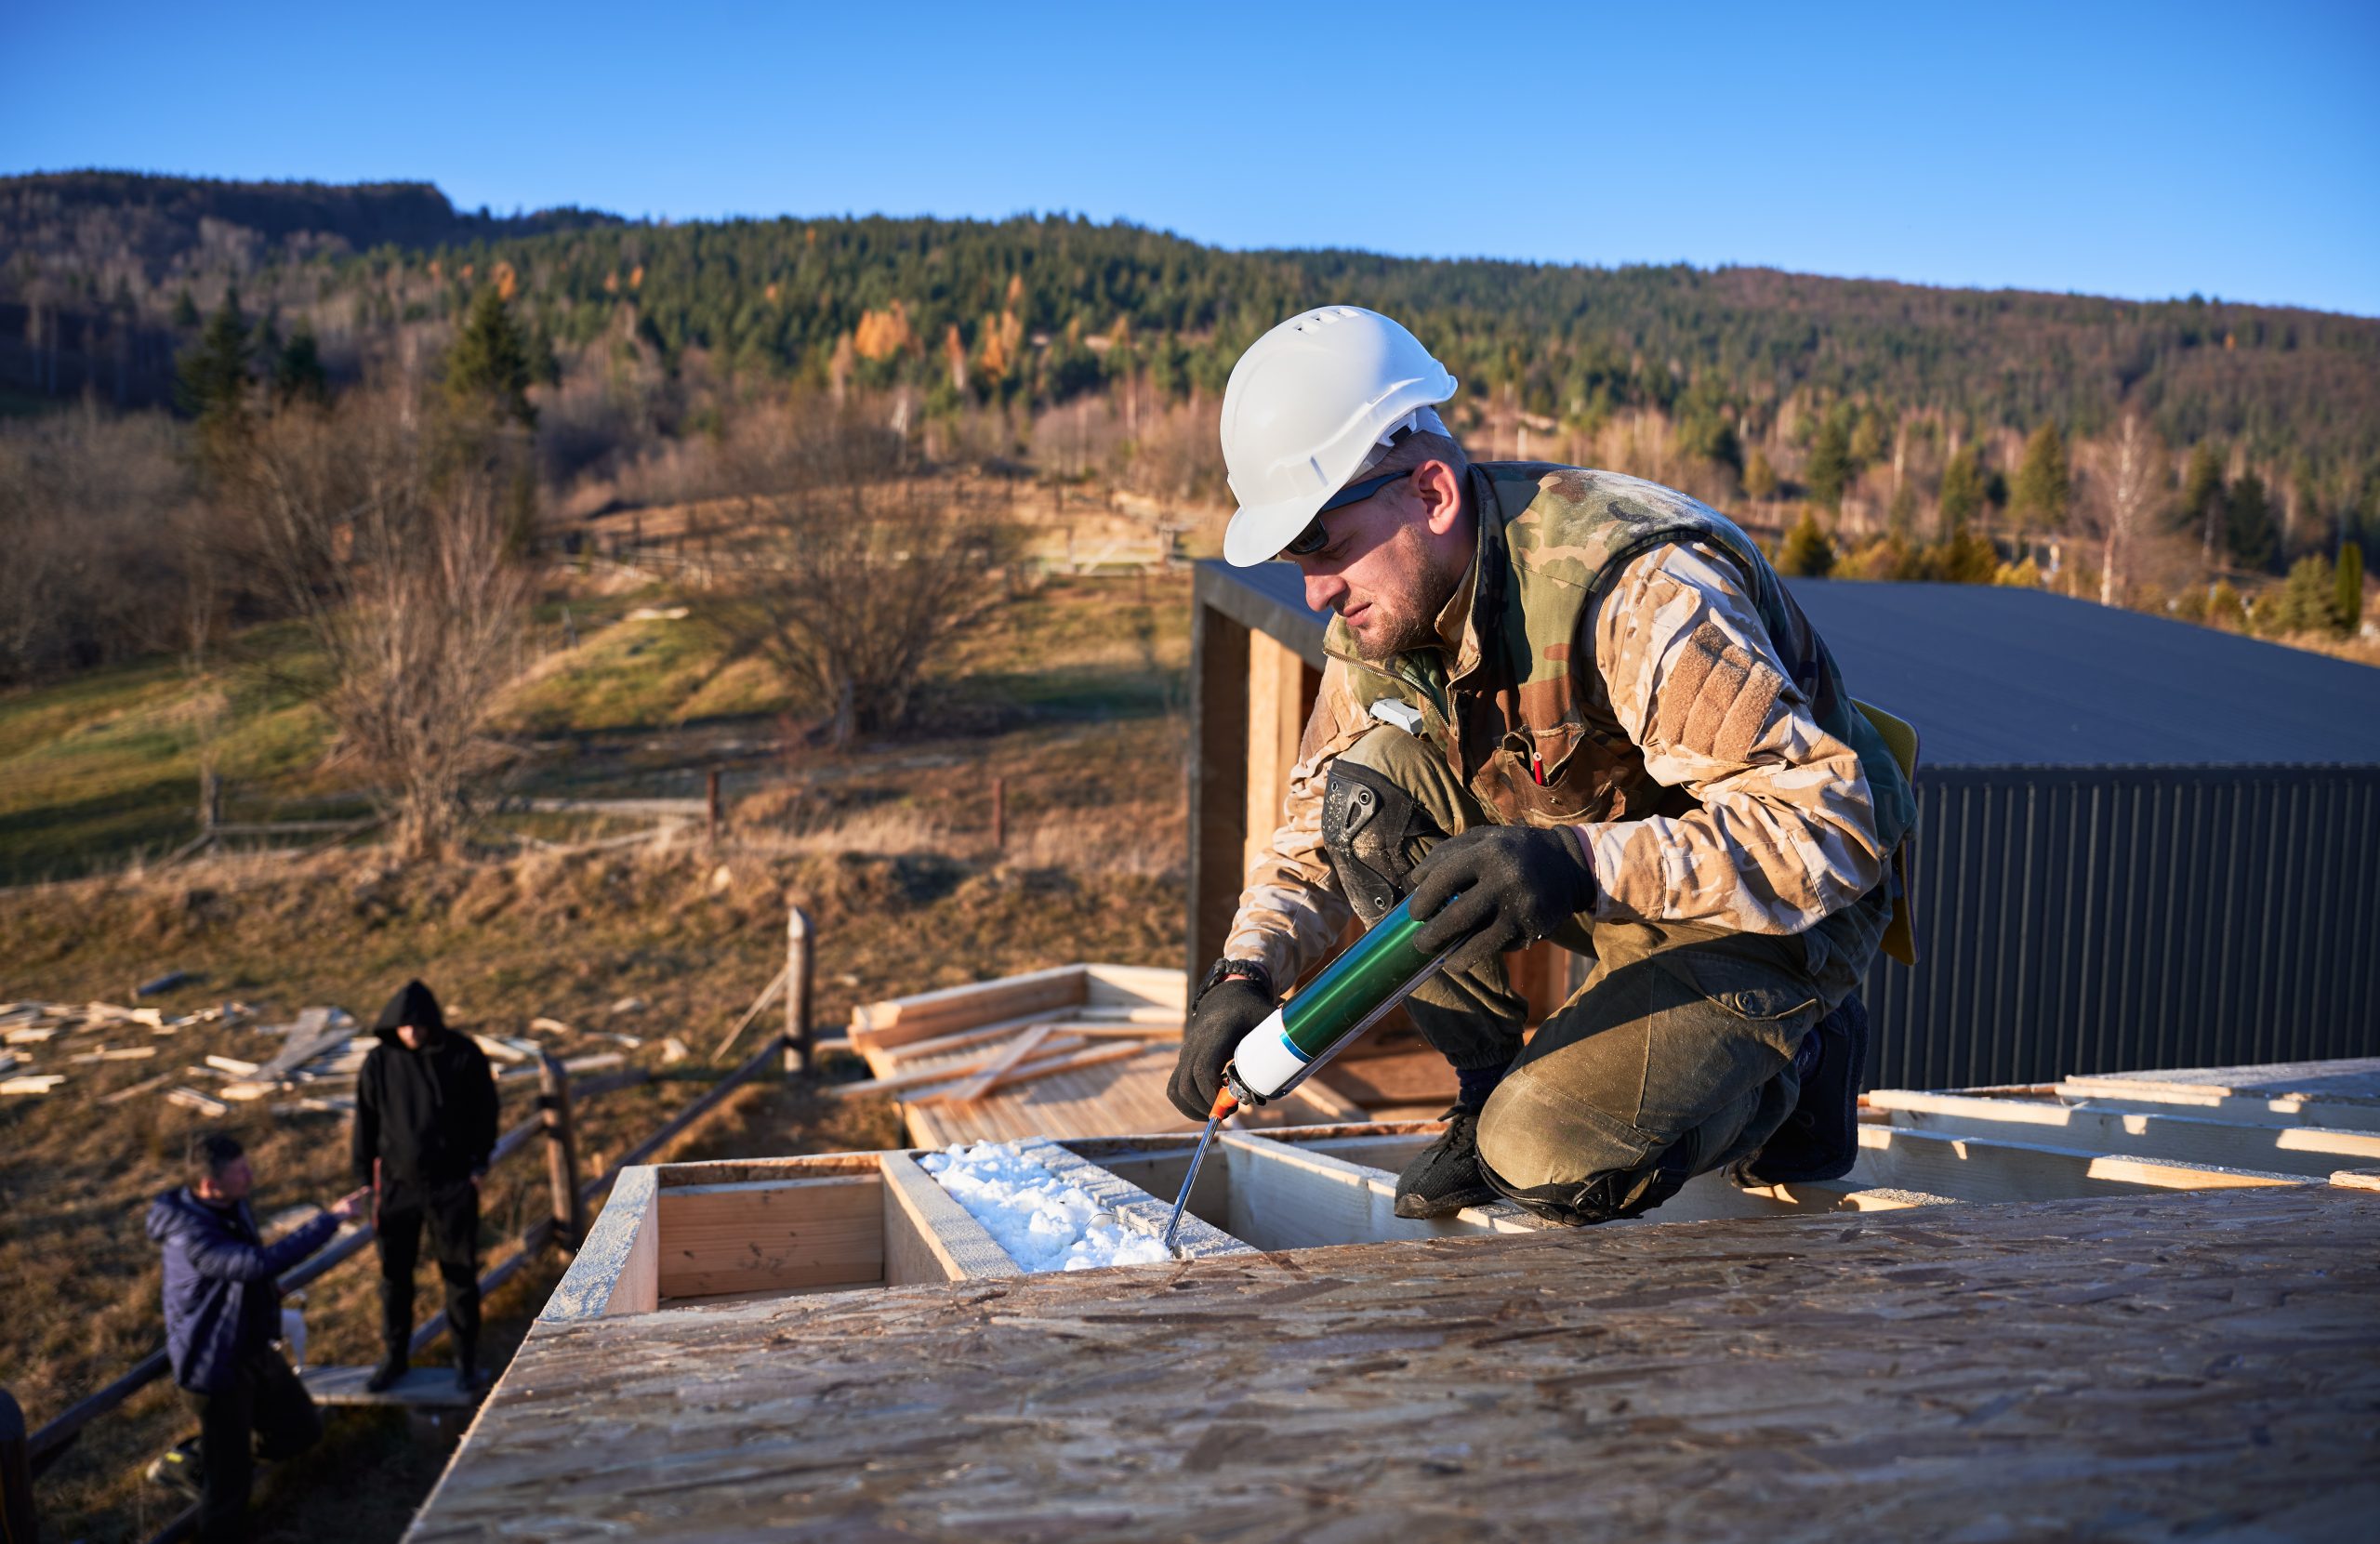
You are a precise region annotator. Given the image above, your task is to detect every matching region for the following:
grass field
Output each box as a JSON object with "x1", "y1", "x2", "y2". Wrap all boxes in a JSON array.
[{"x1": 1, "y1": 569, "x2": 1195, "y2": 1541}]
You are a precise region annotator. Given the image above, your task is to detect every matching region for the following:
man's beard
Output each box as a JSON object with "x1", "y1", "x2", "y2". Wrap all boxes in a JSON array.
[{"x1": 1348, "y1": 526, "x2": 1466, "y2": 662}]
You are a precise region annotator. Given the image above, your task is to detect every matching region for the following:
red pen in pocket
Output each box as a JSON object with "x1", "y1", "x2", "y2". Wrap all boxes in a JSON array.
[{"x1": 1530, "y1": 747, "x2": 1546, "y2": 786}]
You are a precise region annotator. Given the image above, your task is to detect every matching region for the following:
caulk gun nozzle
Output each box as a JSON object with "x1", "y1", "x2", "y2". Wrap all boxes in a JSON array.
[{"x1": 1210, "y1": 1088, "x2": 1239, "y2": 1121}]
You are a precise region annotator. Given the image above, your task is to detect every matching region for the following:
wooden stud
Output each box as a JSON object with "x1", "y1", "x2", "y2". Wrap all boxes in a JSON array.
[
  {"x1": 932, "y1": 1023, "x2": 1059, "y2": 1106},
  {"x1": 879, "y1": 1153, "x2": 1021, "y2": 1284},
  {"x1": 1242, "y1": 629, "x2": 1310, "y2": 880}
]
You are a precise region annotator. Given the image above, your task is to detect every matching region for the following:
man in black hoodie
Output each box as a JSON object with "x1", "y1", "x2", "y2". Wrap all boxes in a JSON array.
[{"x1": 354, "y1": 979, "x2": 498, "y2": 1392}]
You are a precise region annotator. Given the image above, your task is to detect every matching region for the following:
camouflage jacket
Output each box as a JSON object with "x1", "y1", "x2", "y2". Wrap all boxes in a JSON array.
[{"x1": 1225, "y1": 463, "x2": 1917, "y2": 1004}]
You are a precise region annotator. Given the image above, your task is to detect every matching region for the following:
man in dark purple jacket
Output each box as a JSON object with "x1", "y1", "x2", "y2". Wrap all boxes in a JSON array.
[{"x1": 145, "y1": 1131, "x2": 367, "y2": 1543}]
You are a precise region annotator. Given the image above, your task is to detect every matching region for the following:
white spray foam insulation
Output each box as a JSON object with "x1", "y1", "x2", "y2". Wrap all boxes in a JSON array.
[{"x1": 919, "y1": 1141, "x2": 1174, "y2": 1272}]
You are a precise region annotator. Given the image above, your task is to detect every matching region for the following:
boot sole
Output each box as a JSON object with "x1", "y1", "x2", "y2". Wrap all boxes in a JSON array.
[{"x1": 1393, "y1": 1184, "x2": 1501, "y2": 1219}]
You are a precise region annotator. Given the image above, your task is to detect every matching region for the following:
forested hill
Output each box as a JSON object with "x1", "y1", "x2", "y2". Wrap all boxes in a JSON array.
[
  {"x1": 6, "y1": 171, "x2": 2377, "y2": 480},
  {"x1": 0, "y1": 170, "x2": 620, "y2": 273}
]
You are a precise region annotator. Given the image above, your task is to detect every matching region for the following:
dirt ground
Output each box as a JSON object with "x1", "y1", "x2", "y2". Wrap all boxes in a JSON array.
[{"x1": 2, "y1": 574, "x2": 1194, "y2": 1542}]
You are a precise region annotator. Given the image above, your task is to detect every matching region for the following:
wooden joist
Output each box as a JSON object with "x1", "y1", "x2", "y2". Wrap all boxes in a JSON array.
[
  {"x1": 1867, "y1": 1088, "x2": 2380, "y2": 1178},
  {"x1": 1850, "y1": 1122, "x2": 2308, "y2": 1202}
]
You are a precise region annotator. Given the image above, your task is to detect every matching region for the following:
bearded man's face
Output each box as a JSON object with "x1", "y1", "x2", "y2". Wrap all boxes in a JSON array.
[{"x1": 1290, "y1": 474, "x2": 1468, "y2": 660}]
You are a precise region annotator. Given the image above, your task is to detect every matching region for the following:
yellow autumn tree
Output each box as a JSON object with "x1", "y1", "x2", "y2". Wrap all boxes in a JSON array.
[{"x1": 853, "y1": 300, "x2": 915, "y2": 363}]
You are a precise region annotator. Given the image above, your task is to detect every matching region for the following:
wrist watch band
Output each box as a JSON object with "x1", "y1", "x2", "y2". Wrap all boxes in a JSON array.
[{"x1": 1196, "y1": 957, "x2": 1275, "y2": 1006}]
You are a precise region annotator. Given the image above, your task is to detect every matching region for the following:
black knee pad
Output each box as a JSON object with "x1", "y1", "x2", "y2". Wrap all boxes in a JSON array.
[
  {"x1": 1478, "y1": 1146, "x2": 1691, "y2": 1227},
  {"x1": 1322, "y1": 760, "x2": 1443, "y2": 922}
]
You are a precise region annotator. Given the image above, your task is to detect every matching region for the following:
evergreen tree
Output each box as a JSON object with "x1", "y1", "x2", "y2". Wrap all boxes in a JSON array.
[
  {"x1": 443, "y1": 285, "x2": 538, "y2": 428},
  {"x1": 2011, "y1": 423, "x2": 2070, "y2": 532},
  {"x1": 2264, "y1": 554, "x2": 2341, "y2": 635},
  {"x1": 169, "y1": 286, "x2": 200, "y2": 329},
  {"x1": 1939, "y1": 444, "x2": 1985, "y2": 533},
  {"x1": 1777, "y1": 509, "x2": 1836, "y2": 577},
  {"x1": 176, "y1": 288, "x2": 253, "y2": 428},
  {"x1": 1805, "y1": 410, "x2": 1856, "y2": 511},
  {"x1": 2338, "y1": 539, "x2": 2366, "y2": 631},
  {"x1": 273, "y1": 320, "x2": 329, "y2": 404},
  {"x1": 2225, "y1": 472, "x2": 2277, "y2": 572}
]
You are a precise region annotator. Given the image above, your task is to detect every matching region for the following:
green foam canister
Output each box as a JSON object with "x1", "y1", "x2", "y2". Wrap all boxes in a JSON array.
[{"x1": 1226, "y1": 895, "x2": 1451, "y2": 1102}]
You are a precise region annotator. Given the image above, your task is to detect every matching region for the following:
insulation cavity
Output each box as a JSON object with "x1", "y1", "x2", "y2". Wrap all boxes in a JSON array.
[{"x1": 919, "y1": 1141, "x2": 1172, "y2": 1272}]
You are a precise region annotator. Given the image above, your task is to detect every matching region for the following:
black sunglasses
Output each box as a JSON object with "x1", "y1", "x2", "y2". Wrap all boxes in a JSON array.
[{"x1": 1281, "y1": 468, "x2": 1413, "y2": 557}]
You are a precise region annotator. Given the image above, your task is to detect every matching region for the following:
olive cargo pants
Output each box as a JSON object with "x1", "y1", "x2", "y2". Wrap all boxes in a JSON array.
[{"x1": 1326, "y1": 725, "x2": 1827, "y2": 1224}]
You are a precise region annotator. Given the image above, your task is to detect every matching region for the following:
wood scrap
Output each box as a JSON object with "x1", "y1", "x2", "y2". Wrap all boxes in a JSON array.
[
  {"x1": 936, "y1": 1024, "x2": 1059, "y2": 1106},
  {"x1": 165, "y1": 1086, "x2": 229, "y2": 1115},
  {"x1": 70, "y1": 1046, "x2": 159, "y2": 1063},
  {"x1": 531, "y1": 1017, "x2": 575, "y2": 1036},
  {"x1": 205, "y1": 1054, "x2": 262, "y2": 1076},
  {"x1": 102, "y1": 1069, "x2": 180, "y2": 1105},
  {"x1": 2, "y1": 1074, "x2": 66, "y2": 1095}
]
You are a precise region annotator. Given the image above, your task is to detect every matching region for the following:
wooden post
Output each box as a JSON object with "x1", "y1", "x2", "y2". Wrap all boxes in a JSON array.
[
  {"x1": 706, "y1": 768, "x2": 723, "y2": 850},
  {"x1": 991, "y1": 776, "x2": 1006, "y2": 852},
  {"x1": 538, "y1": 1054, "x2": 585, "y2": 1253},
  {"x1": 200, "y1": 769, "x2": 220, "y2": 837},
  {"x1": 1, "y1": 1382, "x2": 33, "y2": 1544},
  {"x1": 783, "y1": 905, "x2": 814, "y2": 1077}
]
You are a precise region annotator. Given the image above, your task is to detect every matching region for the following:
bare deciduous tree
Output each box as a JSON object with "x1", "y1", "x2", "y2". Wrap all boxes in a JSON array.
[
  {"x1": 708, "y1": 407, "x2": 1014, "y2": 744},
  {"x1": 2081, "y1": 415, "x2": 2165, "y2": 607},
  {"x1": 240, "y1": 389, "x2": 533, "y2": 858}
]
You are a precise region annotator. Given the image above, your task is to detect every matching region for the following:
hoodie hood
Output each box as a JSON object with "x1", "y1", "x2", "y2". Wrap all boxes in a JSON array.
[
  {"x1": 373, "y1": 978, "x2": 447, "y2": 1048},
  {"x1": 147, "y1": 1184, "x2": 218, "y2": 1243}
]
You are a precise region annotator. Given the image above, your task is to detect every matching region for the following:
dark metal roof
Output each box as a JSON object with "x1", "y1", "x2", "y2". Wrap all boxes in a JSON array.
[{"x1": 1197, "y1": 561, "x2": 2380, "y2": 768}]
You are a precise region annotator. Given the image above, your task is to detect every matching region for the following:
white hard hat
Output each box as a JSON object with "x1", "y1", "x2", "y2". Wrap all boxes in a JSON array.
[{"x1": 1218, "y1": 306, "x2": 1459, "y2": 567}]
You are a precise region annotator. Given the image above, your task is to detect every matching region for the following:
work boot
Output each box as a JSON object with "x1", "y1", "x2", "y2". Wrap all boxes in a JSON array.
[
  {"x1": 364, "y1": 1351, "x2": 409, "y2": 1393},
  {"x1": 1393, "y1": 1106, "x2": 1501, "y2": 1219},
  {"x1": 144, "y1": 1435, "x2": 203, "y2": 1499},
  {"x1": 1733, "y1": 995, "x2": 1870, "y2": 1186}
]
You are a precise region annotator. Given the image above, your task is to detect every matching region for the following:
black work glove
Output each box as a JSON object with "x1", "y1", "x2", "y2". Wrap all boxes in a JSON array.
[
  {"x1": 1408, "y1": 825, "x2": 1599, "y2": 978},
  {"x1": 1169, "y1": 964, "x2": 1275, "y2": 1120}
]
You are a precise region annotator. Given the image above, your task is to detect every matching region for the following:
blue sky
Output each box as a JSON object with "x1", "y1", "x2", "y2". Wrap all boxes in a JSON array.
[{"x1": 6, "y1": 2, "x2": 2375, "y2": 314}]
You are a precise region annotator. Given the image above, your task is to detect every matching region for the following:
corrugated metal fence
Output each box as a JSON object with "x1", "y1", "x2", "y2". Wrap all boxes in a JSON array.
[{"x1": 1863, "y1": 765, "x2": 2380, "y2": 1089}]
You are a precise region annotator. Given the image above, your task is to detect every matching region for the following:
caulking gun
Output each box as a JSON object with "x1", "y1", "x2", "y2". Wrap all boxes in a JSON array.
[{"x1": 1160, "y1": 893, "x2": 1453, "y2": 1253}]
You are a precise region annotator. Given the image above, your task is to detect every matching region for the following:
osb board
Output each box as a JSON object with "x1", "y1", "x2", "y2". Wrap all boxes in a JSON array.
[{"x1": 406, "y1": 1185, "x2": 2380, "y2": 1543}]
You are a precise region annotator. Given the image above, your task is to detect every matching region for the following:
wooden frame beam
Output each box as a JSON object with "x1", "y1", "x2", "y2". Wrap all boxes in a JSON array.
[{"x1": 1868, "y1": 1089, "x2": 2380, "y2": 1178}]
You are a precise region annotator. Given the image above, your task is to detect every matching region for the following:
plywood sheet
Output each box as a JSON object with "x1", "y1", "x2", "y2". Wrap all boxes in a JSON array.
[{"x1": 408, "y1": 1184, "x2": 2380, "y2": 1543}]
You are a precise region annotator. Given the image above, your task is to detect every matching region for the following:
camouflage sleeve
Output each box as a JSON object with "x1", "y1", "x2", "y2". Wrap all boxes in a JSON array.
[
  {"x1": 1580, "y1": 543, "x2": 1885, "y2": 934},
  {"x1": 1220, "y1": 658, "x2": 1364, "y2": 985}
]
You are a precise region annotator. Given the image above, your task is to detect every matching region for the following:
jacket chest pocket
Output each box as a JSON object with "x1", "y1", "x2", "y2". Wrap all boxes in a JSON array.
[{"x1": 1476, "y1": 722, "x2": 1618, "y2": 824}]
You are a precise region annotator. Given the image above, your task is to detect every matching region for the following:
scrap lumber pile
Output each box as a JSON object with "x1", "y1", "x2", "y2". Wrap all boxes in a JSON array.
[
  {"x1": 0, "y1": 996, "x2": 623, "y2": 1118},
  {"x1": 2, "y1": 997, "x2": 257, "y2": 1101},
  {"x1": 839, "y1": 965, "x2": 1364, "y2": 1146}
]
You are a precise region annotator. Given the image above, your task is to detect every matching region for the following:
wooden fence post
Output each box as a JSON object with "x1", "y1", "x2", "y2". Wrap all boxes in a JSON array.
[
  {"x1": 706, "y1": 769, "x2": 723, "y2": 850},
  {"x1": 991, "y1": 776, "x2": 1006, "y2": 853},
  {"x1": 538, "y1": 1054, "x2": 585, "y2": 1253},
  {"x1": 783, "y1": 905, "x2": 814, "y2": 1077},
  {"x1": 1, "y1": 1382, "x2": 34, "y2": 1544}
]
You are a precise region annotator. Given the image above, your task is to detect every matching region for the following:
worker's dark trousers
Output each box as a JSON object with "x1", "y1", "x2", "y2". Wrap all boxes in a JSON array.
[
  {"x1": 182, "y1": 1347, "x2": 322, "y2": 1543},
  {"x1": 377, "y1": 1177, "x2": 483, "y2": 1366},
  {"x1": 1326, "y1": 726, "x2": 1833, "y2": 1225}
]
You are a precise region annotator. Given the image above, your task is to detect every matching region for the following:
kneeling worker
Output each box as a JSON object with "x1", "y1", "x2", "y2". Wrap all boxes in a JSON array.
[
  {"x1": 148, "y1": 1132, "x2": 369, "y2": 1542},
  {"x1": 355, "y1": 978, "x2": 498, "y2": 1392},
  {"x1": 1171, "y1": 307, "x2": 1915, "y2": 1224}
]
